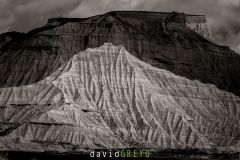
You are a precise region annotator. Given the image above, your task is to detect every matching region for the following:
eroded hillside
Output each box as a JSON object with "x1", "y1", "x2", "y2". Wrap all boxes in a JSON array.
[{"x1": 0, "y1": 44, "x2": 239, "y2": 152}]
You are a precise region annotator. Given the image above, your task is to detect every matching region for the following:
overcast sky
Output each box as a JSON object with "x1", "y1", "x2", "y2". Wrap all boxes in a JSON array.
[{"x1": 1, "y1": 0, "x2": 240, "y2": 53}]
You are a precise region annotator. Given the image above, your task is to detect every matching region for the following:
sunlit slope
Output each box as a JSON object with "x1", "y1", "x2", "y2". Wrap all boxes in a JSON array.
[{"x1": 0, "y1": 43, "x2": 239, "y2": 152}]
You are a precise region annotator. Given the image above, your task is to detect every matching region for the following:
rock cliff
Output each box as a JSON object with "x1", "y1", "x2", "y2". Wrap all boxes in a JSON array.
[
  {"x1": 0, "y1": 32, "x2": 26, "y2": 49},
  {"x1": 0, "y1": 43, "x2": 239, "y2": 152},
  {"x1": 186, "y1": 14, "x2": 212, "y2": 40},
  {"x1": 0, "y1": 11, "x2": 239, "y2": 97}
]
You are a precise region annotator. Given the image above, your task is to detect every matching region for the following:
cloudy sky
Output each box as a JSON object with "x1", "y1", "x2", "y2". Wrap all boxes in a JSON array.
[{"x1": 1, "y1": 0, "x2": 240, "y2": 53}]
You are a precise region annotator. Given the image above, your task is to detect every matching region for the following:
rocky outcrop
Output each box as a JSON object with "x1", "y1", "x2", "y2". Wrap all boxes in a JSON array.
[
  {"x1": 186, "y1": 15, "x2": 212, "y2": 40},
  {"x1": 0, "y1": 11, "x2": 239, "y2": 98},
  {"x1": 0, "y1": 44, "x2": 239, "y2": 152},
  {"x1": 0, "y1": 32, "x2": 26, "y2": 49}
]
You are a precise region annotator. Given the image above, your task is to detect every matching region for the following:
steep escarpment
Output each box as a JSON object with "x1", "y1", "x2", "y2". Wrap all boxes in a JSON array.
[
  {"x1": 186, "y1": 14, "x2": 212, "y2": 40},
  {"x1": 0, "y1": 44, "x2": 239, "y2": 152},
  {"x1": 0, "y1": 11, "x2": 239, "y2": 97}
]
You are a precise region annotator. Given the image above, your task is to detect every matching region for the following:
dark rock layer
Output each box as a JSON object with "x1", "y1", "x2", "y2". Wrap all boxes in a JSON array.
[
  {"x1": 0, "y1": 32, "x2": 26, "y2": 49},
  {"x1": 0, "y1": 11, "x2": 239, "y2": 97}
]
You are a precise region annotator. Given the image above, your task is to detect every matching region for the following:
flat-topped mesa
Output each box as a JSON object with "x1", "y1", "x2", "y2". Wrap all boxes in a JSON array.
[
  {"x1": 47, "y1": 11, "x2": 212, "y2": 40},
  {"x1": 0, "y1": 11, "x2": 239, "y2": 97}
]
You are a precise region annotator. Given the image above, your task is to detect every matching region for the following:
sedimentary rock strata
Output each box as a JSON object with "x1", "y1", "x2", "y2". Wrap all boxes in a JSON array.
[
  {"x1": 0, "y1": 44, "x2": 239, "y2": 152},
  {"x1": 0, "y1": 11, "x2": 239, "y2": 97}
]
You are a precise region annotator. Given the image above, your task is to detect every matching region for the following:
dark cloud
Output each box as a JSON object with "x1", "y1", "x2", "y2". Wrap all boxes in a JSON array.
[
  {"x1": 0, "y1": 0, "x2": 81, "y2": 33},
  {"x1": 0, "y1": 0, "x2": 240, "y2": 53}
]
